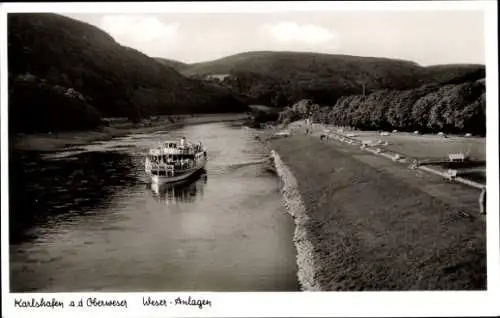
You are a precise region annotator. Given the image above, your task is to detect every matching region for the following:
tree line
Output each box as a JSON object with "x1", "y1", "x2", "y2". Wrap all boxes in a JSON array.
[{"x1": 278, "y1": 79, "x2": 486, "y2": 136}]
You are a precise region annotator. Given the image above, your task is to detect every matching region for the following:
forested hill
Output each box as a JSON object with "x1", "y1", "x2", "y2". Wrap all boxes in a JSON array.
[
  {"x1": 155, "y1": 58, "x2": 190, "y2": 72},
  {"x1": 8, "y1": 13, "x2": 250, "y2": 133},
  {"x1": 178, "y1": 51, "x2": 485, "y2": 107}
]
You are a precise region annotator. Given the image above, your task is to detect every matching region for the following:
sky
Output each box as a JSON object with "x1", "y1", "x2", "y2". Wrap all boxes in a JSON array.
[{"x1": 63, "y1": 11, "x2": 485, "y2": 66}]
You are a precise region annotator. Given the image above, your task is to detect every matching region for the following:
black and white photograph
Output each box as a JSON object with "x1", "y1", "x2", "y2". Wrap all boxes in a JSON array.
[{"x1": 1, "y1": 1, "x2": 499, "y2": 317}]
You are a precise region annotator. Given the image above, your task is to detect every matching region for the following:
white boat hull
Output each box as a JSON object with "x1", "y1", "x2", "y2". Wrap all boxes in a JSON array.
[{"x1": 148, "y1": 158, "x2": 207, "y2": 185}]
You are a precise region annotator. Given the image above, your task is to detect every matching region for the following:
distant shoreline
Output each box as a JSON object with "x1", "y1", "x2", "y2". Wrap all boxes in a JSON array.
[{"x1": 10, "y1": 113, "x2": 247, "y2": 152}]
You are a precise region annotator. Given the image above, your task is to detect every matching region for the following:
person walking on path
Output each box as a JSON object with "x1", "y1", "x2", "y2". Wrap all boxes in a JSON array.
[{"x1": 305, "y1": 115, "x2": 313, "y2": 135}]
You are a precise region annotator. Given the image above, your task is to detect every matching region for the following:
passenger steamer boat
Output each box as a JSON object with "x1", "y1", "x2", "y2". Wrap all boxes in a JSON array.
[{"x1": 145, "y1": 137, "x2": 207, "y2": 184}]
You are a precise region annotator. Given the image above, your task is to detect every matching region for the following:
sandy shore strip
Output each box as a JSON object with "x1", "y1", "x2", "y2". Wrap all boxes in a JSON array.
[
  {"x1": 10, "y1": 113, "x2": 247, "y2": 152},
  {"x1": 268, "y1": 133, "x2": 485, "y2": 290}
]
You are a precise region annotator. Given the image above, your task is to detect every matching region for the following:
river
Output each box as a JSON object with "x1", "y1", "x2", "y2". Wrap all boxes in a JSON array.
[{"x1": 9, "y1": 121, "x2": 299, "y2": 292}]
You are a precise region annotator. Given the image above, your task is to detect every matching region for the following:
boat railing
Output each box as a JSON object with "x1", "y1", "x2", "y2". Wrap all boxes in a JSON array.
[
  {"x1": 150, "y1": 148, "x2": 202, "y2": 156},
  {"x1": 149, "y1": 162, "x2": 175, "y2": 169}
]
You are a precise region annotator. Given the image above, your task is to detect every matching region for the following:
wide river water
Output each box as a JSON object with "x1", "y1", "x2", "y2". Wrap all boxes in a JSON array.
[{"x1": 9, "y1": 121, "x2": 299, "y2": 292}]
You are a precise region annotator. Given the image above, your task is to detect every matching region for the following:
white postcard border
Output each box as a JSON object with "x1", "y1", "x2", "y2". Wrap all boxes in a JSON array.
[{"x1": 1, "y1": 1, "x2": 498, "y2": 317}]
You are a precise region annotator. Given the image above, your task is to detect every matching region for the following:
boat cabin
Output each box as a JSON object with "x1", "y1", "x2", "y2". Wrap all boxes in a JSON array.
[{"x1": 145, "y1": 138, "x2": 206, "y2": 177}]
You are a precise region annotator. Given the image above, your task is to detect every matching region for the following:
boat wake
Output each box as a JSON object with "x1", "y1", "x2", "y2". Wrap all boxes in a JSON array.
[
  {"x1": 226, "y1": 158, "x2": 269, "y2": 169},
  {"x1": 207, "y1": 158, "x2": 269, "y2": 177}
]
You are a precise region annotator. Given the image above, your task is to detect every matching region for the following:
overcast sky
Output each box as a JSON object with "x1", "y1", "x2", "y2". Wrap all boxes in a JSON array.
[{"x1": 63, "y1": 11, "x2": 485, "y2": 66}]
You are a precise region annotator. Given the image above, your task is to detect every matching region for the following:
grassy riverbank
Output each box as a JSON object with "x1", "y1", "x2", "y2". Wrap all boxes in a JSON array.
[
  {"x1": 268, "y1": 132, "x2": 485, "y2": 290},
  {"x1": 315, "y1": 124, "x2": 486, "y2": 161},
  {"x1": 10, "y1": 113, "x2": 247, "y2": 152}
]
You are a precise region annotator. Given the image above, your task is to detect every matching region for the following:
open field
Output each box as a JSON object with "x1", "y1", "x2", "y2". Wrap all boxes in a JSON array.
[
  {"x1": 281, "y1": 121, "x2": 487, "y2": 186},
  {"x1": 10, "y1": 113, "x2": 247, "y2": 152},
  {"x1": 268, "y1": 132, "x2": 485, "y2": 290},
  {"x1": 312, "y1": 124, "x2": 486, "y2": 161}
]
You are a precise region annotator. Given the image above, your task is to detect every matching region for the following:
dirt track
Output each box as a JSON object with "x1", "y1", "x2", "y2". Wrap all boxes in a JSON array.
[{"x1": 269, "y1": 133, "x2": 486, "y2": 291}]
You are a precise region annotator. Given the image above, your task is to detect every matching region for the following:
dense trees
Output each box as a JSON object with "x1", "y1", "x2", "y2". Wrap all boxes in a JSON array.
[
  {"x1": 10, "y1": 75, "x2": 102, "y2": 132},
  {"x1": 278, "y1": 99, "x2": 321, "y2": 124},
  {"x1": 278, "y1": 79, "x2": 486, "y2": 136}
]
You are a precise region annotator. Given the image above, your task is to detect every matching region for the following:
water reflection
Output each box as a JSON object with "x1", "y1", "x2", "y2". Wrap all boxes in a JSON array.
[
  {"x1": 148, "y1": 170, "x2": 208, "y2": 204},
  {"x1": 9, "y1": 151, "x2": 138, "y2": 244}
]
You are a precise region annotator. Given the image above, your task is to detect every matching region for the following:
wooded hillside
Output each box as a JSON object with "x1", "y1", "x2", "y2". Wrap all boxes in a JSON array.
[{"x1": 8, "y1": 13, "x2": 249, "y2": 133}]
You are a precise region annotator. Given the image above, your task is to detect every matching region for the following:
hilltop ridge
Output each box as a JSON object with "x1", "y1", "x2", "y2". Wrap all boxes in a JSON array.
[{"x1": 170, "y1": 51, "x2": 485, "y2": 107}]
